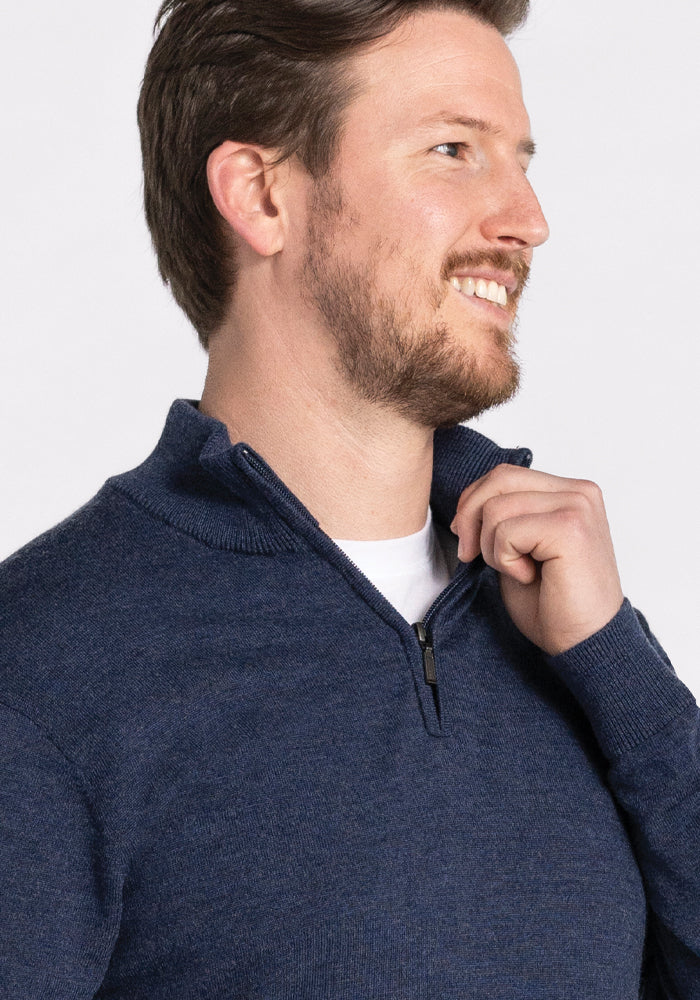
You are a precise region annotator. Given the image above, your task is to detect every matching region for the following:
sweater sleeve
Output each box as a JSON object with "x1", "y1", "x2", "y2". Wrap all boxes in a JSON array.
[
  {"x1": 0, "y1": 703, "x2": 120, "y2": 998},
  {"x1": 548, "y1": 600, "x2": 700, "y2": 998}
]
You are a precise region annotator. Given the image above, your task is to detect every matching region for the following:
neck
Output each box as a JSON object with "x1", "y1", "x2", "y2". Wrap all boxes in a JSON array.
[{"x1": 199, "y1": 300, "x2": 435, "y2": 541}]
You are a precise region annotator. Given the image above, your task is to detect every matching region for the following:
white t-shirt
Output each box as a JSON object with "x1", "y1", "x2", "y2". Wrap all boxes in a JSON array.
[{"x1": 333, "y1": 510, "x2": 454, "y2": 624}]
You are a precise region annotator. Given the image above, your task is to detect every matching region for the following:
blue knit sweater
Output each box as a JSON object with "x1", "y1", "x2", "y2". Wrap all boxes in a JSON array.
[{"x1": 1, "y1": 400, "x2": 698, "y2": 998}]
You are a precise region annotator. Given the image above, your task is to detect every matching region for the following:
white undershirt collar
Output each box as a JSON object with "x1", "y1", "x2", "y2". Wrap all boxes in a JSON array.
[{"x1": 333, "y1": 509, "x2": 453, "y2": 623}]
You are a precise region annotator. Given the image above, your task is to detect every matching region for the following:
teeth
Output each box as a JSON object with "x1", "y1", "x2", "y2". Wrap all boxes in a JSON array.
[{"x1": 450, "y1": 275, "x2": 508, "y2": 306}]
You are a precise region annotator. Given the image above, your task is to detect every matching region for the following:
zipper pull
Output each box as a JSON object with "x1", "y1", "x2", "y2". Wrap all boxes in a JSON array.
[{"x1": 413, "y1": 622, "x2": 437, "y2": 686}]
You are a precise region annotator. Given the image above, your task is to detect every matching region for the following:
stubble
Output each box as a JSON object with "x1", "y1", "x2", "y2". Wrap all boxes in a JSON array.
[{"x1": 301, "y1": 177, "x2": 529, "y2": 429}]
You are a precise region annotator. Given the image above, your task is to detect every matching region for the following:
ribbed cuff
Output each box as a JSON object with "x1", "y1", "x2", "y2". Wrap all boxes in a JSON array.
[{"x1": 547, "y1": 600, "x2": 696, "y2": 759}]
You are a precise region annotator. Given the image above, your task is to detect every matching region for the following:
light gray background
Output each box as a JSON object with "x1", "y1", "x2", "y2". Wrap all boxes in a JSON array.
[{"x1": 2, "y1": 1, "x2": 698, "y2": 693}]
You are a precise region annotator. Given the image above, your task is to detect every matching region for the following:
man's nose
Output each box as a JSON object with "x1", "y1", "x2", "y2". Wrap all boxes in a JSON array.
[{"x1": 479, "y1": 167, "x2": 549, "y2": 251}]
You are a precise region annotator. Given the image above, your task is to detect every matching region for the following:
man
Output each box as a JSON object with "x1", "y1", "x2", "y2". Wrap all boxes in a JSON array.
[{"x1": 1, "y1": 0, "x2": 698, "y2": 996}]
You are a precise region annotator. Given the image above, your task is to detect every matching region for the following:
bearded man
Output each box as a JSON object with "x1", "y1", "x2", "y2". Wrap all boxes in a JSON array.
[{"x1": 1, "y1": 1, "x2": 698, "y2": 997}]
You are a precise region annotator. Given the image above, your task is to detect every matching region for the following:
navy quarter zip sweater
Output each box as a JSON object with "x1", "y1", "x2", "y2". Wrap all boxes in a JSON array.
[{"x1": 1, "y1": 400, "x2": 699, "y2": 998}]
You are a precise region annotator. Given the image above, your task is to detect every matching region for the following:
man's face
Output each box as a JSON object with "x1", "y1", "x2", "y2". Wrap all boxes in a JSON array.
[{"x1": 300, "y1": 9, "x2": 549, "y2": 428}]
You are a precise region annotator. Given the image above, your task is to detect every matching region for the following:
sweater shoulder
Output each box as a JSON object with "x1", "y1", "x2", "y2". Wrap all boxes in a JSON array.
[
  {"x1": 0, "y1": 483, "x2": 147, "y2": 619},
  {"x1": 0, "y1": 469, "x2": 260, "y2": 746},
  {"x1": 0, "y1": 484, "x2": 174, "y2": 729}
]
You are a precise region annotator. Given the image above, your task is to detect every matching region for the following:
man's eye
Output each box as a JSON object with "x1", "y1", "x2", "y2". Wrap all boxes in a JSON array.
[{"x1": 433, "y1": 142, "x2": 464, "y2": 158}]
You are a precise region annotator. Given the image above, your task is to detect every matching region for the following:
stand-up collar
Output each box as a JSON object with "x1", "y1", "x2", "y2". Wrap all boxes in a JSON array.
[{"x1": 109, "y1": 400, "x2": 532, "y2": 554}]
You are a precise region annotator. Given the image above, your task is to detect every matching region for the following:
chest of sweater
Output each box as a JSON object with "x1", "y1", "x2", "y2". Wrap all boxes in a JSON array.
[{"x1": 93, "y1": 563, "x2": 646, "y2": 999}]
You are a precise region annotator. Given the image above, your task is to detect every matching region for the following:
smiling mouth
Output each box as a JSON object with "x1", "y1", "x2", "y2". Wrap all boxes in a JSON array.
[{"x1": 449, "y1": 275, "x2": 508, "y2": 308}]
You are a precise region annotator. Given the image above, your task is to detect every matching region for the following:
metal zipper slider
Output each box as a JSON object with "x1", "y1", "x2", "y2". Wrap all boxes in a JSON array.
[{"x1": 413, "y1": 622, "x2": 437, "y2": 686}]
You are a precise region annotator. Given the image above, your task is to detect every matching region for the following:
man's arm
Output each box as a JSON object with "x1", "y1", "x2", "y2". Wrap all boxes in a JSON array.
[
  {"x1": 451, "y1": 464, "x2": 700, "y2": 996},
  {"x1": 552, "y1": 602, "x2": 700, "y2": 996},
  {"x1": 0, "y1": 703, "x2": 119, "y2": 998}
]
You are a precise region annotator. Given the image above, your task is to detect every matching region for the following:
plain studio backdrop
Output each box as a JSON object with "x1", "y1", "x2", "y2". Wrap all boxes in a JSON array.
[{"x1": 1, "y1": 1, "x2": 698, "y2": 695}]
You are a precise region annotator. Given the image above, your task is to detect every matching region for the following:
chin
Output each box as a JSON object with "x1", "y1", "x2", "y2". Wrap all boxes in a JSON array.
[{"x1": 398, "y1": 353, "x2": 521, "y2": 430}]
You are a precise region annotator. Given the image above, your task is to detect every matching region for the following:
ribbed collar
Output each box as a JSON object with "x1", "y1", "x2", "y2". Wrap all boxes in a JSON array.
[{"x1": 109, "y1": 400, "x2": 532, "y2": 554}]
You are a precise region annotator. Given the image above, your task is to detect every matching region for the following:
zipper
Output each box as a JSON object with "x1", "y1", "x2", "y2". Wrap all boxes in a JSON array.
[
  {"x1": 241, "y1": 448, "x2": 316, "y2": 521},
  {"x1": 413, "y1": 620, "x2": 441, "y2": 725},
  {"x1": 240, "y1": 444, "x2": 476, "y2": 735},
  {"x1": 413, "y1": 554, "x2": 471, "y2": 689},
  {"x1": 410, "y1": 553, "x2": 484, "y2": 733},
  {"x1": 413, "y1": 622, "x2": 436, "y2": 686}
]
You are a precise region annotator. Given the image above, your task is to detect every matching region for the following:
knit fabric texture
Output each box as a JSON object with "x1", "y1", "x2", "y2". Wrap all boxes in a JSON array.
[{"x1": 1, "y1": 400, "x2": 699, "y2": 998}]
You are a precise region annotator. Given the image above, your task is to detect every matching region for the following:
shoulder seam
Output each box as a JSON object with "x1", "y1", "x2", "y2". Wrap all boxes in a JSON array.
[{"x1": 0, "y1": 696, "x2": 101, "y2": 819}]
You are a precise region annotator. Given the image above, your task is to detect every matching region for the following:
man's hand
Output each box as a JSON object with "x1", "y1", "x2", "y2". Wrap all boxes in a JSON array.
[{"x1": 450, "y1": 465, "x2": 624, "y2": 656}]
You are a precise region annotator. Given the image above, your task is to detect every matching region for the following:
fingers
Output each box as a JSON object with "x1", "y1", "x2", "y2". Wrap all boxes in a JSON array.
[
  {"x1": 453, "y1": 464, "x2": 599, "y2": 521},
  {"x1": 487, "y1": 505, "x2": 576, "y2": 582},
  {"x1": 449, "y1": 464, "x2": 623, "y2": 655},
  {"x1": 451, "y1": 464, "x2": 607, "y2": 569}
]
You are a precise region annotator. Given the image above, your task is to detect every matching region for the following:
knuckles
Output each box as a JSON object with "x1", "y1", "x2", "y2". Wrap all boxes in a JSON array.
[
  {"x1": 552, "y1": 505, "x2": 591, "y2": 543},
  {"x1": 455, "y1": 467, "x2": 608, "y2": 534},
  {"x1": 571, "y1": 478, "x2": 604, "y2": 504}
]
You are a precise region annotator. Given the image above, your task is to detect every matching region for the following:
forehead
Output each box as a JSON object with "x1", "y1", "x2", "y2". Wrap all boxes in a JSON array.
[{"x1": 342, "y1": 9, "x2": 530, "y2": 143}]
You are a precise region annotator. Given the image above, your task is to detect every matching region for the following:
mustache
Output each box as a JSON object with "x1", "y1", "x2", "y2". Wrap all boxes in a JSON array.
[{"x1": 441, "y1": 249, "x2": 531, "y2": 297}]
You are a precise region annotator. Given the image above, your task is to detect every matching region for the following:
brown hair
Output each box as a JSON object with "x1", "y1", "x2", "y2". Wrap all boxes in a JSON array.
[{"x1": 138, "y1": 0, "x2": 530, "y2": 348}]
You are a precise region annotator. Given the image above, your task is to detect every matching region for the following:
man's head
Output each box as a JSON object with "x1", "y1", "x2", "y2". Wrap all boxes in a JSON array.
[
  {"x1": 295, "y1": 10, "x2": 548, "y2": 426},
  {"x1": 138, "y1": 0, "x2": 534, "y2": 352}
]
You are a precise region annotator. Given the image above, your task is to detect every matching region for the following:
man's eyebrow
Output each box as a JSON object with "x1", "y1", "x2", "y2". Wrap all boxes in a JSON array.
[{"x1": 416, "y1": 113, "x2": 537, "y2": 157}]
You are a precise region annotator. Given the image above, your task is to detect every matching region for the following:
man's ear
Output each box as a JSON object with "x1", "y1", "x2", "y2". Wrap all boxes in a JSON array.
[{"x1": 207, "y1": 142, "x2": 289, "y2": 257}]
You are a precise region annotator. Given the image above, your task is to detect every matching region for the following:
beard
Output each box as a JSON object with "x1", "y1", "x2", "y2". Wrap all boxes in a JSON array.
[{"x1": 300, "y1": 177, "x2": 530, "y2": 429}]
